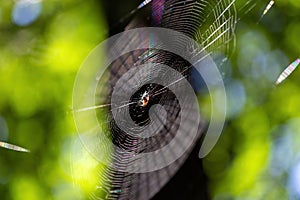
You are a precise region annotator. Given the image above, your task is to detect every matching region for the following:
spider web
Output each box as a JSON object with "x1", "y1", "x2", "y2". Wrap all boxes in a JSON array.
[
  {"x1": 88, "y1": 1, "x2": 236, "y2": 200},
  {"x1": 72, "y1": 0, "x2": 271, "y2": 199}
]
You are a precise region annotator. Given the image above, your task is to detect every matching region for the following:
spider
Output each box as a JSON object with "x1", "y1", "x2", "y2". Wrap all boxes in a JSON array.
[{"x1": 139, "y1": 91, "x2": 150, "y2": 107}]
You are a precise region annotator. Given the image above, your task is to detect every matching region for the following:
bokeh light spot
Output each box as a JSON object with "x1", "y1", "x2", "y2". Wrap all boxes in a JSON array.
[
  {"x1": 12, "y1": 0, "x2": 42, "y2": 26},
  {"x1": 225, "y1": 80, "x2": 246, "y2": 118},
  {"x1": 10, "y1": 176, "x2": 46, "y2": 200},
  {"x1": 288, "y1": 160, "x2": 300, "y2": 199}
]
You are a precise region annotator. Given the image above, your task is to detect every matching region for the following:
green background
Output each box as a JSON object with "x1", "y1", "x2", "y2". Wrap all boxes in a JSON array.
[{"x1": 0, "y1": 0, "x2": 300, "y2": 199}]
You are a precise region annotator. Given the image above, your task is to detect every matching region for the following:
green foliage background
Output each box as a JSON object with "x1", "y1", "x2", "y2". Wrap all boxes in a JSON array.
[
  {"x1": 0, "y1": 0, "x2": 300, "y2": 199},
  {"x1": 0, "y1": 0, "x2": 107, "y2": 199}
]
